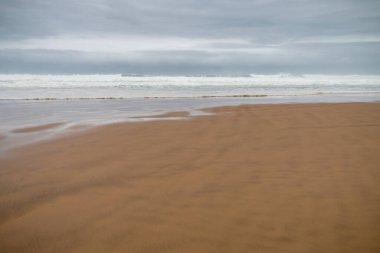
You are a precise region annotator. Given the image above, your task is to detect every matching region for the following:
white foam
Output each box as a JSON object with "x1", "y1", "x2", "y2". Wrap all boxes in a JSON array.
[{"x1": 0, "y1": 74, "x2": 380, "y2": 99}]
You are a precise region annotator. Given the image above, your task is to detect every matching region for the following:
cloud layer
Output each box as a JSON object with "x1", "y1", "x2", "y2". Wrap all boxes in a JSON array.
[{"x1": 1, "y1": 0, "x2": 379, "y2": 74}]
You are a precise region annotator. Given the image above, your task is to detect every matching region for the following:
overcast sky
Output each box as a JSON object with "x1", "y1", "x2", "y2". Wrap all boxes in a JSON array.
[{"x1": 0, "y1": 0, "x2": 379, "y2": 74}]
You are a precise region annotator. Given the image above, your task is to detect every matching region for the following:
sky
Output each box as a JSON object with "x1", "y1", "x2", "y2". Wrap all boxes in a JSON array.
[{"x1": 0, "y1": 0, "x2": 380, "y2": 75}]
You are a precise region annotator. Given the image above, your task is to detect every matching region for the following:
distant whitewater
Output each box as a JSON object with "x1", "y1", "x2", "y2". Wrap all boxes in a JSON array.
[{"x1": 0, "y1": 74, "x2": 380, "y2": 100}]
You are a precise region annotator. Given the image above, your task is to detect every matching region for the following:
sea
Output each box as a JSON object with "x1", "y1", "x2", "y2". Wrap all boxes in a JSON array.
[{"x1": 1, "y1": 73, "x2": 380, "y2": 152}]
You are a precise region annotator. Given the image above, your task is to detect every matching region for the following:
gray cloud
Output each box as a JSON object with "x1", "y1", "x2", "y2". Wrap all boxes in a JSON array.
[{"x1": 0, "y1": 0, "x2": 379, "y2": 74}]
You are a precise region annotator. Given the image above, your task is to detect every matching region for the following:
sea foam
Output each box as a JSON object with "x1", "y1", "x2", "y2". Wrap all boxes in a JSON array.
[{"x1": 0, "y1": 74, "x2": 380, "y2": 100}]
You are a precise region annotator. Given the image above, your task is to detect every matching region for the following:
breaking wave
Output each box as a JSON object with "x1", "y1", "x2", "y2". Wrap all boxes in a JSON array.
[{"x1": 0, "y1": 74, "x2": 380, "y2": 100}]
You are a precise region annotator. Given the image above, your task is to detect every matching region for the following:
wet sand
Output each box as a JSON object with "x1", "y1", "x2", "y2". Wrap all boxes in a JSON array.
[
  {"x1": 11, "y1": 122, "x2": 65, "y2": 133},
  {"x1": 0, "y1": 103, "x2": 380, "y2": 253},
  {"x1": 133, "y1": 111, "x2": 191, "y2": 118}
]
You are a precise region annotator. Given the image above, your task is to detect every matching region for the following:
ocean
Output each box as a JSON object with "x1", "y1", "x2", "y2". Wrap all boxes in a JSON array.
[
  {"x1": 1, "y1": 74, "x2": 380, "y2": 152},
  {"x1": 1, "y1": 74, "x2": 380, "y2": 100}
]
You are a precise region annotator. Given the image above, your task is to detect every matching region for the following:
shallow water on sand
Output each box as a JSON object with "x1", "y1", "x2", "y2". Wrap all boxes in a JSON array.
[{"x1": 0, "y1": 94, "x2": 379, "y2": 153}]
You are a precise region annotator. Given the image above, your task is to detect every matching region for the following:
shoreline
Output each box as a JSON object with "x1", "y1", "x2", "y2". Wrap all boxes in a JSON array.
[
  {"x1": 1, "y1": 101, "x2": 379, "y2": 155},
  {"x1": 1, "y1": 102, "x2": 380, "y2": 252}
]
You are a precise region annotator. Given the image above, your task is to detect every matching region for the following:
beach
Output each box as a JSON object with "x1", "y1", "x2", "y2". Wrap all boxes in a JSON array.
[{"x1": 0, "y1": 102, "x2": 379, "y2": 252}]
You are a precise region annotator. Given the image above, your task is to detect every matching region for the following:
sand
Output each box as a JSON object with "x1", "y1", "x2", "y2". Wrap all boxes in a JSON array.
[{"x1": 0, "y1": 103, "x2": 379, "y2": 253}]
